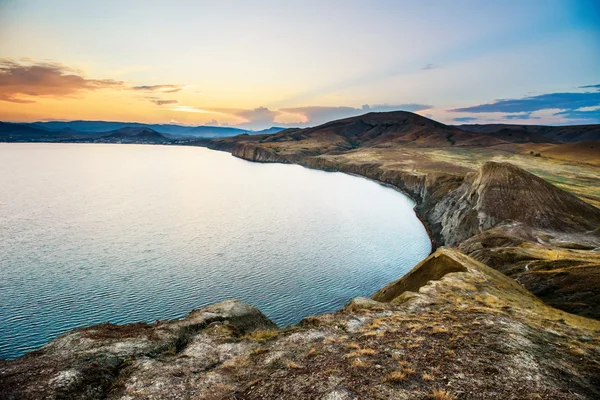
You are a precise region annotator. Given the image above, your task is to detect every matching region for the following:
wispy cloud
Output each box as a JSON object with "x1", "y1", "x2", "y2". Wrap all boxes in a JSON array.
[
  {"x1": 149, "y1": 99, "x2": 179, "y2": 106},
  {"x1": 579, "y1": 84, "x2": 600, "y2": 90},
  {"x1": 170, "y1": 105, "x2": 229, "y2": 115},
  {"x1": 503, "y1": 113, "x2": 539, "y2": 120},
  {"x1": 131, "y1": 84, "x2": 182, "y2": 93},
  {"x1": 555, "y1": 108, "x2": 600, "y2": 121},
  {"x1": 453, "y1": 117, "x2": 477, "y2": 122},
  {"x1": 0, "y1": 58, "x2": 123, "y2": 103},
  {"x1": 451, "y1": 88, "x2": 600, "y2": 114}
]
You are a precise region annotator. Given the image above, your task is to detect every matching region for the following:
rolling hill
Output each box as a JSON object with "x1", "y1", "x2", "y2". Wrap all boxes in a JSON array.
[{"x1": 458, "y1": 123, "x2": 600, "y2": 143}]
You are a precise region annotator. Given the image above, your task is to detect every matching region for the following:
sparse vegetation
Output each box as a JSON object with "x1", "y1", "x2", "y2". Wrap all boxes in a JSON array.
[
  {"x1": 351, "y1": 358, "x2": 368, "y2": 368},
  {"x1": 384, "y1": 371, "x2": 407, "y2": 383},
  {"x1": 429, "y1": 388, "x2": 457, "y2": 400},
  {"x1": 243, "y1": 329, "x2": 279, "y2": 342},
  {"x1": 422, "y1": 372, "x2": 435, "y2": 381},
  {"x1": 431, "y1": 326, "x2": 449, "y2": 334},
  {"x1": 346, "y1": 348, "x2": 376, "y2": 358}
]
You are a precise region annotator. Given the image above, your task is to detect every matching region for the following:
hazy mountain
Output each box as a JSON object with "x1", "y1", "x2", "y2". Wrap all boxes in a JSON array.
[
  {"x1": 100, "y1": 127, "x2": 172, "y2": 142},
  {"x1": 29, "y1": 121, "x2": 248, "y2": 138},
  {"x1": 0, "y1": 122, "x2": 89, "y2": 140}
]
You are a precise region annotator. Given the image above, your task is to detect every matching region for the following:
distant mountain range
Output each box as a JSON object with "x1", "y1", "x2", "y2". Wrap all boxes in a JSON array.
[
  {"x1": 2, "y1": 116, "x2": 599, "y2": 145},
  {"x1": 0, "y1": 120, "x2": 287, "y2": 142}
]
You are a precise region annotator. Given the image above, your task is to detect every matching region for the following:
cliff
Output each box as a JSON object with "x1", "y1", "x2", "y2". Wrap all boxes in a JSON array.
[{"x1": 231, "y1": 143, "x2": 290, "y2": 163}]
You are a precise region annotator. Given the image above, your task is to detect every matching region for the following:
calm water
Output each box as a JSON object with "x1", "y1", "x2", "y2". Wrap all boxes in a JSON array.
[{"x1": 0, "y1": 143, "x2": 430, "y2": 359}]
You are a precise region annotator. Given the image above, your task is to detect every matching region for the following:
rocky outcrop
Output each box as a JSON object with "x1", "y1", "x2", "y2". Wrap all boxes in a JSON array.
[
  {"x1": 3, "y1": 250, "x2": 600, "y2": 399},
  {"x1": 0, "y1": 300, "x2": 275, "y2": 400}
]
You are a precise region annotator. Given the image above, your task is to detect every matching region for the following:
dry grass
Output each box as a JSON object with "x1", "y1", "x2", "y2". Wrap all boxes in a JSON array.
[
  {"x1": 220, "y1": 356, "x2": 250, "y2": 370},
  {"x1": 346, "y1": 348, "x2": 376, "y2": 358},
  {"x1": 384, "y1": 371, "x2": 407, "y2": 383},
  {"x1": 351, "y1": 358, "x2": 368, "y2": 368},
  {"x1": 422, "y1": 373, "x2": 435, "y2": 381},
  {"x1": 429, "y1": 388, "x2": 457, "y2": 400},
  {"x1": 285, "y1": 360, "x2": 301, "y2": 369},
  {"x1": 431, "y1": 326, "x2": 449, "y2": 334},
  {"x1": 249, "y1": 347, "x2": 269, "y2": 356},
  {"x1": 306, "y1": 347, "x2": 319, "y2": 358},
  {"x1": 361, "y1": 330, "x2": 385, "y2": 338},
  {"x1": 243, "y1": 330, "x2": 278, "y2": 342}
]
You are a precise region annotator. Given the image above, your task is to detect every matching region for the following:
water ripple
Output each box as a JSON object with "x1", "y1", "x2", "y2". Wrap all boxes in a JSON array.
[{"x1": 0, "y1": 143, "x2": 431, "y2": 359}]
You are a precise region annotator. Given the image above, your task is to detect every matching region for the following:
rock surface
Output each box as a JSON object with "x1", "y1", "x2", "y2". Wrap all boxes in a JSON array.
[{"x1": 0, "y1": 300, "x2": 275, "y2": 399}]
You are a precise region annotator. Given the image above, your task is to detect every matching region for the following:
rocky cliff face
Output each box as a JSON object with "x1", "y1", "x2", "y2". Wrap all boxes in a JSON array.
[{"x1": 231, "y1": 143, "x2": 290, "y2": 163}]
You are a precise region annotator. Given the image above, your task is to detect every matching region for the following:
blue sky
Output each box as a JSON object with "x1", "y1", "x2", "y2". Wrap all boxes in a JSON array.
[{"x1": 0, "y1": 0, "x2": 599, "y2": 128}]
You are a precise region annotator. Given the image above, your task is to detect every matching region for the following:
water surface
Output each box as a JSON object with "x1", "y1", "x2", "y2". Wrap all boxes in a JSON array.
[{"x1": 0, "y1": 143, "x2": 430, "y2": 359}]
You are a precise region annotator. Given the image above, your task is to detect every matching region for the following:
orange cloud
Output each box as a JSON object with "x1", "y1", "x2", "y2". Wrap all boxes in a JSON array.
[{"x1": 0, "y1": 58, "x2": 124, "y2": 103}]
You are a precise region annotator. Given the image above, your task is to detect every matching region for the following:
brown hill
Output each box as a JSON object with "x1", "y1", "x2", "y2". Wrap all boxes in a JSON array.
[
  {"x1": 459, "y1": 123, "x2": 600, "y2": 143},
  {"x1": 264, "y1": 111, "x2": 506, "y2": 150}
]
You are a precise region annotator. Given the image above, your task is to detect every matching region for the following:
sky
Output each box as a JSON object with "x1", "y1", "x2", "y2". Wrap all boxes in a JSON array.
[{"x1": 0, "y1": 0, "x2": 599, "y2": 129}]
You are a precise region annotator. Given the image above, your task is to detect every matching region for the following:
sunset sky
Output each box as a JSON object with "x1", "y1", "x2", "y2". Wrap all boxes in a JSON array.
[{"x1": 1, "y1": 0, "x2": 599, "y2": 129}]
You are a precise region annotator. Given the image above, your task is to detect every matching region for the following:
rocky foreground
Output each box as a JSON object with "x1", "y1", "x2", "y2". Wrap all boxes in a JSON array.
[
  {"x1": 2, "y1": 112, "x2": 600, "y2": 399},
  {"x1": 2, "y1": 249, "x2": 599, "y2": 399}
]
